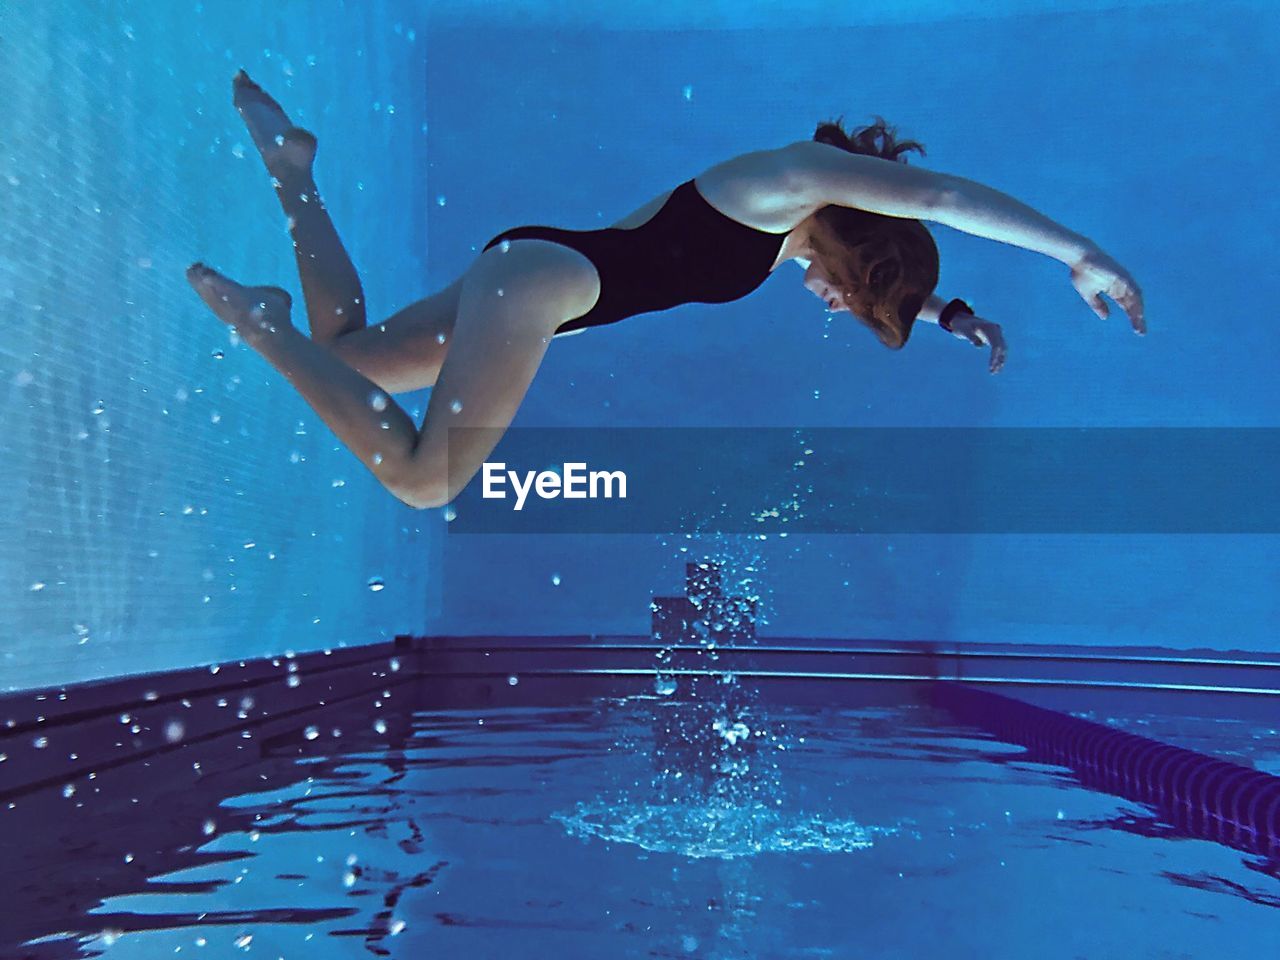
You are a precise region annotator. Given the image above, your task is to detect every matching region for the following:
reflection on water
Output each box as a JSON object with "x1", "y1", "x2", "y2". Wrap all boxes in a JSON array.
[
  {"x1": 4, "y1": 691, "x2": 1280, "y2": 959},
  {"x1": 2, "y1": 691, "x2": 437, "y2": 958}
]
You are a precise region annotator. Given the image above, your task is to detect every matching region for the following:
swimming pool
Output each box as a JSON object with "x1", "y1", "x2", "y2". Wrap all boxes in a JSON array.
[
  {"x1": 5, "y1": 668, "x2": 1279, "y2": 959},
  {"x1": 4, "y1": 2, "x2": 1279, "y2": 957}
]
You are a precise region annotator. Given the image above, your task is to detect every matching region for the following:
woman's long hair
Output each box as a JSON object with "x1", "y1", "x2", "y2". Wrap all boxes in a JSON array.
[{"x1": 809, "y1": 117, "x2": 939, "y2": 349}]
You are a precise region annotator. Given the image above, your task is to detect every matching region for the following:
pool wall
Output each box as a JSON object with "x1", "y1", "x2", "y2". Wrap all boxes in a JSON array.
[
  {"x1": 5, "y1": 630, "x2": 1279, "y2": 802},
  {"x1": 4, "y1": 0, "x2": 1278, "y2": 707},
  {"x1": 0, "y1": 2, "x2": 440, "y2": 695}
]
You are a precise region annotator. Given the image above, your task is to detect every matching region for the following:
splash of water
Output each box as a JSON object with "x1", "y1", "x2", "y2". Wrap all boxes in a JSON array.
[
  {"x1": 560, "y1": 547, "x2": 899, "y2": 860},
  {"x1": 555, "y1": 798, "x2": 890, "y2": 861}
]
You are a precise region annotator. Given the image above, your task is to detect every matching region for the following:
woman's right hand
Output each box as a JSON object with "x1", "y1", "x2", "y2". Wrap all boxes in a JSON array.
[
  {"x1": 947, "y1": 312, "x2": 1008, "y2": 374},
  {"x1": 1070, "y1": 246, "x2": 1146, "y2": 334}
]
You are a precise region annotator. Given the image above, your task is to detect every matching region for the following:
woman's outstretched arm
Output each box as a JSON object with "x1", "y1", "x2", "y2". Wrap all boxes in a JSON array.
[
  {"x1": 785, "y1": 140, "x2": 1088, "y2": 261},
  {"x1": 782, "y1": 141, "x2": 1145, "y2": 332},
  {"x1": 929, "y1": 174, "x2": 1145, "y2": 333},
  {"x1": 931, "y1": 173, "x2": 1147, "y2": 332}
]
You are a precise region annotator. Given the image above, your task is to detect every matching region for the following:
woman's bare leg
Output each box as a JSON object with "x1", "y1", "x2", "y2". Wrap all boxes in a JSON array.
[
  {"x1": 234, "y1": 70, "x2": 364, "y2": 343},
  {"x1": 234, "y1": 70, "x2": 458, "y2": 392},
  {"x1": 184, "y1": 239, "x2": 596, "y2": 507}
]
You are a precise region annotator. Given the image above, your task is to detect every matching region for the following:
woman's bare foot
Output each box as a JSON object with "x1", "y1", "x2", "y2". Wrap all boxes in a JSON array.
[
  {"x1": 232, "y1": 69, "x2": 317, "y2": 180},
  {"x1": 186, "y1": 263, "x2": 293, "y2": 345}
]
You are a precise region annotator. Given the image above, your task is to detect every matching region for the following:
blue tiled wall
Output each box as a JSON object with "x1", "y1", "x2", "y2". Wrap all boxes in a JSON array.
[{"x1": 0, "y1": 2, "x2": 440, "y2": 690}]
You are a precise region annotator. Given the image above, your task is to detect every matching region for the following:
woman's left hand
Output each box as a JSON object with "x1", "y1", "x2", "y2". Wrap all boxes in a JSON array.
[
  {"x1": 1070, "y1": 246, "x2": 1146, "y2": 334},
  {"x1": 947, "y1": 313, "x2": 1007, "y2": 374}
]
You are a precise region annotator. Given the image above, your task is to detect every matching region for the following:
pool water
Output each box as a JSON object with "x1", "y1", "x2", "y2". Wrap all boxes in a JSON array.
[{"x1": 9, "y1": 695, "x2": 1280, "y2": 958}]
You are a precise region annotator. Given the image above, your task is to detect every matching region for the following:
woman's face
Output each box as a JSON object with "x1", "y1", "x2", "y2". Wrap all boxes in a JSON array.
[
  {"x1": 802, "y1": 260, "x2": 852, "y2": 314},
  {"x1": 800, "y1": 212, "x2": 936, "y2": 349},
  {"x1": 802, "y1": 254, "x2": 918, "y2": 349}
]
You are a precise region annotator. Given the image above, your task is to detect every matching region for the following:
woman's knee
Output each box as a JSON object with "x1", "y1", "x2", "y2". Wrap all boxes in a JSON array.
[
  {"x1": 384, "y1": 454, "x2": 449, "y2": 509},
  {"x1": 400, "y1": 484, "x2": 450, "y2": 510}
]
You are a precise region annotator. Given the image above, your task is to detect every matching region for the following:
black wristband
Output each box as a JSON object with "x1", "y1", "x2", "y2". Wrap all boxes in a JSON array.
[{"x1": 938, "y1": 298, "x2": 974, "y2": 333}]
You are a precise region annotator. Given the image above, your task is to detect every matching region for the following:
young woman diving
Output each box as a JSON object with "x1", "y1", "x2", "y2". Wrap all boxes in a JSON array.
[{"x1": 187, "y1": 71, "x2": 1144, "y2": 510}]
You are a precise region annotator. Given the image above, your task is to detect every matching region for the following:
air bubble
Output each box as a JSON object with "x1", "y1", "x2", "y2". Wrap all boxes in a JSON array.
[
  {"x1": 368, "y1": 577, "x2": 385, "y2": 592},
  {"x1": 654, "y1": 676, "x2": 678, "y2": 696}
]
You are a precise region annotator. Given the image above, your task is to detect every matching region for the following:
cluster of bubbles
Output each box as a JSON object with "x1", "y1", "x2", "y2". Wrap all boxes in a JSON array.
[
  {"x1": 557, "y1": 548, "x2": 882, "y2": 860},
  {"x1": 558, "y1": 658, "x2": 881, "y2": 860}
]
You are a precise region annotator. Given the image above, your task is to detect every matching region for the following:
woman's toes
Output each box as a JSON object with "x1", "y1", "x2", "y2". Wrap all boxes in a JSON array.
[
  {"x1": 231, "y1": 70, "x2": 308, "y2": 172},
  {"x1": 186, "y1": 264, "x2": 236, "y2": 313},
  {"x1": 232, "y1": 68, "x2": 282, "y2": 112},
  {"x1": 186, "y1": 262, "x2": 215, "y2": 289}
]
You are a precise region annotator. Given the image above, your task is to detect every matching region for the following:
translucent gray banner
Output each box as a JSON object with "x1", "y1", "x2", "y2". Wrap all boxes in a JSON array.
[{"x1": 445, "y1": 428, "x2": 1280, "y2": 534}]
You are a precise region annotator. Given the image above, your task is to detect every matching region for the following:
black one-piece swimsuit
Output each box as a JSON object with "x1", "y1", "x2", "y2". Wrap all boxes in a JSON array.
[{"x1": 483, "y1": 179, "x2": 788, "y2": 336}]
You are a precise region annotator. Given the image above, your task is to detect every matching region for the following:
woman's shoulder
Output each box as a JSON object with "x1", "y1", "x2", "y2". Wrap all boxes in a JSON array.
[
  {"x1": 608, "y1": 141, "x2": 815, "y2": 233},
  {"x1": 691, "y1": 141, "x2": 817, "y2": 232}
]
